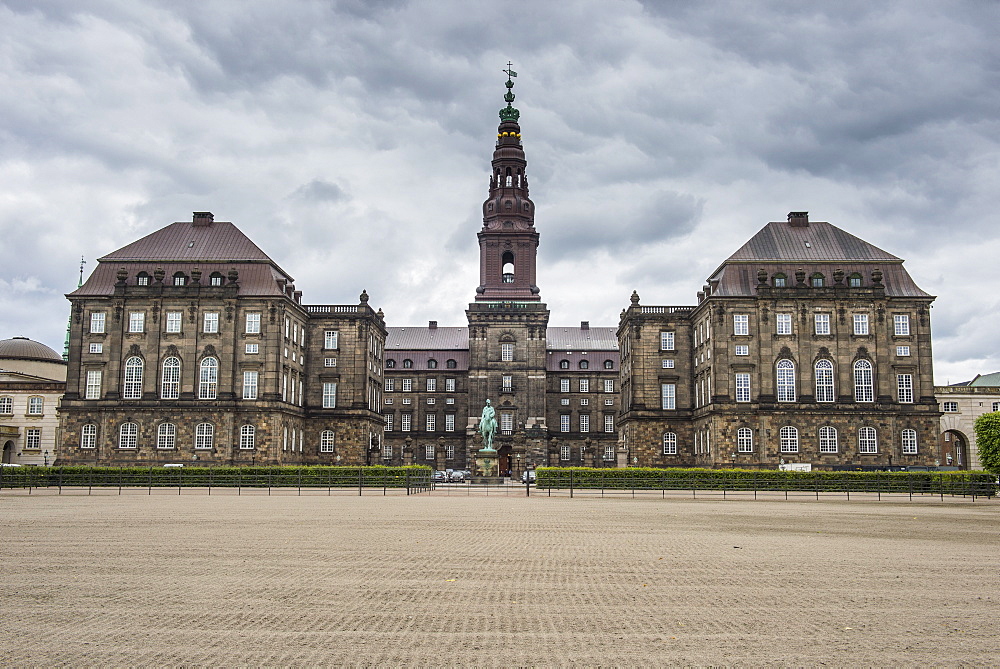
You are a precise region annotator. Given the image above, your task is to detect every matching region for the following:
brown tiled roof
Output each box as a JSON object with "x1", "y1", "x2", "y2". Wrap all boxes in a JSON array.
[
  {"x1": 384, "y1": 351, "x2": 470, "y2": 371},
  {"x1": 386, "y1": 327, "x2": 469, "y2": 350},
  {"x1": 709, "y1": 262, "x2": 932, "y2": 298},
  {"x1": 546, "y1": 351, "x2": 619, "y2": 372},
  {"x1": 546, "y1": 326, "x2": 618, "y2": 351},
  {"x1": 724, "y1": 220, "x2": 900, "y2": 263},
  {"x1": 69, "y1": 262, "x2": 290, "y2": 298},
  {"x1": 100, "y1": 220, "x2": 281, "y2": 265}
]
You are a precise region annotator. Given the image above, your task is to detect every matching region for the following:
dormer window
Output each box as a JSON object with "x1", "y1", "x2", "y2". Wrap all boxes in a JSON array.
[
  {"x1": 848, "y1": 273, "x2": 863, "y2": 287},
  {"x1": 210, "y1": 272, "x2": 224, "y2": 286},
  {"x1": 427, "y1": 359, "x2": 438, "y2": 369},
  {"x1": 403, "y1": 359, "x2": 413, "y2": 369},
  {"x1": 137, "y1": 272, "x2": 150, "y2": 286},
  {"x1": 810, "y1": 273, "x2": 825, "y2": 288},
  {"x1": 446, "y1": 359, "x2": 457, "y2": 369},
  {"x1": 559, "y1": 360, "x2": 569, "y2": 369},
  {"x1": 173, "y1": 272, "x2": 187, "y2": 286},
  {"x1": 772, "y1": 273, "x2": 787, "y2": 287},
  {"x1": 579, "y1": 360, "x2": 589, "y2": 370},
  {"x1": 604, "y1": 360, "x2": 614, "y2": 369},
  {"x1": 386, "y1": 359, "x2": 396, "y2": 369}
]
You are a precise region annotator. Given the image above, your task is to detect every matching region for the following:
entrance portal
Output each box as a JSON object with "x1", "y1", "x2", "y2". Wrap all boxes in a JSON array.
[{"x1": 2, "y1": 440, "x2": 13, "y2": 464}]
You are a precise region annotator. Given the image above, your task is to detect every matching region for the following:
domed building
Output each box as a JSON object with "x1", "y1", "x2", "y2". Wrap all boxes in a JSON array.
[{"x1": 0, "y1": 337, "x2": 66, "y2": 466}]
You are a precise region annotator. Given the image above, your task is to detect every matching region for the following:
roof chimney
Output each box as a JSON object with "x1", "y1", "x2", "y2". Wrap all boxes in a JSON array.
[
  {"x1": 580, "y1": 321, "x2": 589, "y2": 330},
  {"x1": 193, "y1": 211, "x2": 214, "y2": 226},
  {"x1": 788, "y1": 211, "x2": 809, "y2": 227},
  {"x1": 428, "y1": 320, "x2": 438, "y2": 329}
]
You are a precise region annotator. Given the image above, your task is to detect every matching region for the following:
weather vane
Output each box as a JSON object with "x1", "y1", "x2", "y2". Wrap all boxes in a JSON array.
[
  {"x1": 499, "y1": 61, "x2": 520, "y2": 122},
  {"x1": 503, "y1": 61, "x2": 517, "y2": 80}
]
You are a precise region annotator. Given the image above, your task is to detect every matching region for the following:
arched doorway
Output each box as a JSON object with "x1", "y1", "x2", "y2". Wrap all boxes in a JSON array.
[
  {"x1": 2, "y1": 440, "x2": 13, "y2": 464},
  {"x1": 941, "y1": 430, "x2": 969, "y2": 470},
  {"x1": 497, "y1": 443, "x2": 512, "y2": 479}
]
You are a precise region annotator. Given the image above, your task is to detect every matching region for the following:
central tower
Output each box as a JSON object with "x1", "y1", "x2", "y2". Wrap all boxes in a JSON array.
[{"x1": 467, "y1": 67, "x2": 550, "y2": 471}]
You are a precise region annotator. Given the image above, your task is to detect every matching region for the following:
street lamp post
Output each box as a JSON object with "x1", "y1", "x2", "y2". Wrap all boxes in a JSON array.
[{"x1": 43, "y1": 450, "x2": 49, "y2": 466}]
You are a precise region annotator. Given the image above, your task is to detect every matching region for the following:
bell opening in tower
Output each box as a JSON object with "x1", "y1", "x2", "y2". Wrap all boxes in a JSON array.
[{"x1": 502, "y1": 251, "x2": 515, "y2": 283}]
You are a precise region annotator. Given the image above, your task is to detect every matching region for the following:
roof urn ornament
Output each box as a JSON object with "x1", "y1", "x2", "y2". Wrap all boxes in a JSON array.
[
  {"x1": 795, "y1": 269, "x2": 806, "y2": 286},
  {"x1": 630, "y1": 290, "x2": 640, "y2": 305},
  {"x1": 153, "y1": 267, "x2": 165, "y2": 283},
  {"x1": 359, "y1": 289, "x2": 369, "y2": 305},
  {"x1": 227, "y1": 268, "x2": 239, "y2": 283},
  {"x1": 757, "y1": 268, "x2": 767, "y2": 285},
  {"x1": 116, "y1": 267, "x2": 127, "y2": 284},
  {"x1": 833, "y1": 268, "x2": 844, "y2": 285},
  {"x1": 871, "y1": 268, "x2": 883, "y2": 286}
]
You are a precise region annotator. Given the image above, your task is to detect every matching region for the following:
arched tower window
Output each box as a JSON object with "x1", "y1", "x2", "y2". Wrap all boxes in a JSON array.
[
  {"x1": 501, "y1": 251, "x2": 515, "y2": 283},
  {"x1": 505, "y1": 167, "x2": 512, "y2": 186}
]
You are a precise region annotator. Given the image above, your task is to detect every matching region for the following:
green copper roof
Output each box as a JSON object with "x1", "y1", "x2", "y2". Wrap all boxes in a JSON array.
[{"x1": 499, "y1": 63, "x2": 520, "y2": 122}]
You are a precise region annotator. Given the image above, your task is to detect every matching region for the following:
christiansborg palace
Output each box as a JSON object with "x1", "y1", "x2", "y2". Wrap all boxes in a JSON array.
[{"x1": 53, "y1": 76, "x2": 941, "y2": 475}]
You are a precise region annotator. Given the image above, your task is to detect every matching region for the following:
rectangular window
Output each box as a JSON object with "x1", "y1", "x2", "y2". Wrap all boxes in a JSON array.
[
  {"x1": 401, "y1": 378, "x2": 412, "y2": 392},
  {"x1": 90, "y1": 312, "x2": 106, "y2": 333},
  {"x1": 0, "y1": 397, "x2": 11, "y2": 415},
  {"x1": 897, "y1": 345, "x2": 911, "y2": 356},
  {"x1": 25, "y1": 428, "x2": 41, "y2": 450},
  {"x1": 661, "y1": 383, "x2": 676, "y2": 410},
  {"x1": 157, "y1": 424, "x2": 176, "y2": 449},
  {"x1": 560, "y1": 398, "x2": 569, "y2": 405},
  {"x1": 446, "y1": 443, "x2": 454, "y2": 460},
  {"x1": 322, "y1": 382, "x2": 337, "y2": 408},
  {"x1": 324, "y1": 357, "x2": 337, "y2": 367},
  {"x1": 605, "y1": 444, "x2": 616, "y2": 461},
  {"x1": 560, "y1": 414, "x2": 570, "y2": 432},
  {"x1": 734, "y1": 345, "x2": 749, "y2": 356},
  {"x1": 320, "y1": 431, "x2": 336, "y2": 453},
  {"x1": 203, "y1": 312, "x2": 219, "y2": 333},
  {"x1": 853, "y1": 314, "x2": 869, "y2": 335},
  {"x1": 427, "y1": 378, "x2": 437, "y2": 392},
  {"x1": 426, "y1": 413, "x2": 436, "y2": 432},
  {"x1": 901, "y1": 430, "x2": 918, "y2": 455},
  {"x1": 662, "y1": 359, "x2": 675, "y2": 368},
  {"x1": 604, "y1": 398, "x2": 614, "y2": 405},
  {"x1": 446, "y1": 397, "x2": 454, "y2": 405},
  {"x1": 195, "y1": 423, "x2": 214, "y2": 450},
  {"x1": 735, "y1": 373, "x2": 750, "y2": 403},
  {"x1": 424, "y1": 443, "x2": 434, "y2": 460},
  {"x1": 501, "y1": 343, "x2": 514, "y2": 361},
  {"x1": 500, "y1": 412, "x2": 513, "y2": 434},
  {"x1": 89, "y1": 343, "x2": 103, "y2": 354},
  {"x1": 245, "y1": 313, "x2": 261, "y2": 334},
  {"x1": 445, "y1": 378, "x2": 455, "y2": 392},
  {"x1": 580, "y1": 398, "x2": 589, "y2": 406},
  {"x1": 604, "y1": 379, "x2": 614, "y2": 393},
  {"x1": 560, "y1": 443, "x2": 571, "y2": 461},
  {"x1": 243, "y1": 371, "x2": 258, "y2": 400},
  {"x1": 27, "y1": 397, "x2": 43, "y2": 415},
  {"x1": 245, "y1": 343, "x2": 258, "y2": 354},
  {"x1": 165, "y1": 311, "x2": 182, "y2": 333},
  {"x1": 993, "y1": 402, "x2": 1000, "y2": 412},
  {"x1": 737, "y1": 428, "x2": 753, "y2": 453},
  {"x1": 814, "y1": 313, "x2": 830, "y2": 335},
  {"x1": 942, "y1": 401, "x2": 958, "y2": 412},
  {"x1": 897, "y1": 374, "x2": 913, "y2": 403},
  {"x1": 128, "y1": 311, "x2": 145, "y2": 333},
  {"x1": 324, "y1": 331, "x2": 339, "y2": 349},
  {"x1": 560, "y1": 378, "x2": 570, "y2": 392},
  {"x1": 819, "y1": 426, "x2": 838, "y2": 454},
  {"x1": 894, "y1": 314, "x2": 910, "y2": 336},
  {"x1": 733, "y1": 314, "x2": 749, "y2": 336},
  {"x1": 445, "y1": 414, "x2": 455, "y2": 432},
  {"x1": 402, "y1": 398, "x2": 411, "y2": 405},
  {"x1": 579, "y1": 379, "x2": 589, "y2": 393},
  {"x1": 604, "y1": 414, "x2": 615, "y2": 433},
  {"x1": 660, "y1": 331, "x2": 675, "y2": 351},
  {"x1": 81, "y1": 424, "x2": 97, "y2": 449},
  {"x1": 385, "y1": 378, "x2": 395, "y2": 392},
  {"x1": 85, "y1": 370, "x2": 102, "y2": 399},
  {"x1": 401, "y1": 413, "x2": 411, "y2": 431},
  {"x1": 383, "y1": 414, "x2": 393, "y2": 431},
  {"x1": 776, "y1": 313, "x2": 792, "y2": 335}
]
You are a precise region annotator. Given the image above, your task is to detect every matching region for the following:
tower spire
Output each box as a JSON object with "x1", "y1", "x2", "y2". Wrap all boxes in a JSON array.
[{"x1": 64, "y1": 256, "x2": 85, "y2": 360}]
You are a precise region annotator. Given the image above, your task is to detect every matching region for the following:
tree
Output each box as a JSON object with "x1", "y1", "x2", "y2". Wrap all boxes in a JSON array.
[{"x1": 973, "y1": 412, "x2": 1000, "y2": 475}]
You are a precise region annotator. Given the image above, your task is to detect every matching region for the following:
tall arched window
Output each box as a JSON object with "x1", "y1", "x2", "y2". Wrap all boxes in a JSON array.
[
  {"x1": 157, "y1": 423, "x2": 176, "y2": 449},
  {"x1": 662, "y1": 432, "x2": 677, "y2": 455},
  {"x1": 776, "y1": 359, "x2": 796, "y2": 402},
  {"x1": 901, "y1": 429, "x2": 918, "y2": 454},
  {"x1": 161, "y1": 357, "x2": 181, "y2": 399},
  {"x1": 819, "y1": 426, "x2": 838, "y2": 453},
  {"x1": 119, "y1": 422, "x2": 138, "y2": 449},
  {"x1": 199, "y1": 357, "x2": 218, "y2": 400},
  {"x1": 501, "y1": 251, "x2": 515, "y2": 283},
  {"x1": 737, "y1": 427, "x2": 753, "y2": 453},
  {"x1": 815, "y1": 359, "x2": 834, "y2": 402},
  {"x1": 320, "y1": 430, "x2": 336, "y2": 453},
  {"x1": 123, "y1": 356, "x2": 144, "y2": 400},
  {"x1": 858, "y1": 426, "x2": 878, "y2": 453},
  {"x1": 80, "y1": 424, "x2": 98, "y2": 449},
  {"x1": 240, "y1": 425, "x2": 256, "y2": 450},
  {"x1": 779, "y1": 425, "x2": 799, "y2": 453},
  {"x1": 195, "y1": 423, "x2": 214, "y2": 450},
  {"x1": 854, "y1": 360, "x2": 874, "y2": 402}
]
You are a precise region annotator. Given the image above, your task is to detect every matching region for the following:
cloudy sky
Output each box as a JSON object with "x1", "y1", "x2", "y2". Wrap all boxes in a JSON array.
[{"x1": 1, "y1": 0, "x2": 998, "y2": 384}]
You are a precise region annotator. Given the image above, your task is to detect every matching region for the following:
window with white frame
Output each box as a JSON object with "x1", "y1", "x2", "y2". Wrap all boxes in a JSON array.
[
  {"x1": 858, "y1": 426, "x2": 877, "y2": 454},
  {"x1": 734, "y1": 346, "x2": 749, "y2": 357},
  {"x1": 776, "y1": 359, "x2": 796, "y2": 402},
  {"x1": 604, "y1": 444, "x2": 616, "y2": 461},
  {"x1": 401, "y1": 413, "x2": 411, "y2": 431},
  {"x1": 119, "y1": 422, "x2": 138, "y2": 449},
  {"x1": 324, "y1": 357, "x2": 336, "y2": 367},
  {"x1": 893, "y1": 314, "x2": 910, "y2": 336},
  {"x1": 243, "y1": 371, "x2": 259, "y2": 400},
  {"x1": 322, "y1": 382, "x2": 337, "y2": 408},
  {"x1": 779, "y1": 426, "x2": 799, "y2": 453},
  {"x1": 324, "y1": 331, "x2": 339, "y2": 349},
  {"x1": 85, "y1": 370, "x2": 102, "y2": 400},
  {"x1": 500, "y1": 412, "x2": 513, "y2": 433},
  {"x1": 660, "y1": 331, "x2": 675, "y2": 351},
  {"x1": 0, "y1": 396, "x2": 11, "y2": 415},
  {"x1": 81, "y1": 424, "x2": 97, "y2": 449},
  {"x1": 661, "y1": 383, "x2": 676, "y2": 410},
  {"x1": 737, "y1": 427, "x2": 753, "y2": 453},
  {"x1": 195, "y1": 423, "x2": 214, "y2": 449},
  {"x1": 733, "y1": 315, "x2": 749, "y2": 336},
  {"x1": 560, "y1": 443, "x2": 570, "y2": 461},
  {"x1": 560, "y1": 378, "x2": 570, "y2": 393},
  {"x1": 815, "y1": 359, "x2": 834, "y2": 402},
  {"x1": 993, "y1": 402, "x2": 1000, "y2": 412},
  {"x1": 199, "y1": 357, "x2": 218, "y2": 399},
  {"x1": 897, "y1": 374, "x2": 913, "y2": 403},
  {"x1": 735, "y1": 373, "x2": 751, "y2": 403},
  {"x1": 942, "y1": 401, "x2": 958, "y2": 412},
  {"x1": 89, "y1": 343, "x2": 103, "y2": 354},
  {"x1": 385, "y1": 378, "x2": 394, "y2": 392},
  {"x1": 604, "y1": 414, "x2": 615, "y2": 433},
  {"x1": 25, "y1": 396, "x2": 43, "y2": 415},
  {"x1": 604, "y1": 398, "x2": 614, "y2": 406},
  {"x1": 445, "y1": 414, "x2": 455, "y2": 432},
  {"x1": 428, "y1": 378, "x2": 437, "y2": 392},
  {"x1": 663, "y1": 359, "x2": 675, "y2": 368},
  {"x1": 123, "y1": 357, "x2": 143, "y2": 400},
  {"x1": 383, "y1": 413, "x2": 393, "y2": 431},
  {"x1": 161, "y1": 357, "x2": 180, "y2": 399},
  {"x1": 901, "y1": 429, "x2": 918, "y2": 455},
  {"x1": 776, "y1": 313, "x2": 792, "y2": 335},
  {"x1": 203, "y1": 312, "x2": 219, "y2": 333},
  {"x1": 560, "y1": 398, "x2": 569, "y2": 406},
  {"x1": 446, "y1": 378, "x2": 455, "y2": 392},
  {"x1": 580, "y1": 414, "x2": 590, "y2": 432},
  {"x1": 157, "y1": 423, "x2": 176, "y2": 449},
  {"x1": 853, "y1": 313, "x2": 869, "y2": 335},
  {"x1": 579, "y1": 379, "x2": 589, "y2": 393},
  {"x1": 239, "y1": 425, "x2": 256, "y2": 449},
  {"x1": 25, "y1": 428, "x2": 41, "y2": 450},
  {"x1": 401, "y1": 378, "x2": 412, "y2": 392},
  {"x1": 501, "y1": 342, "x2": 514, "y2": 362},
  {"x1": 128, "y1": 311, "x2": 145, "y2": 333},
  {"x1": 426, "y1": 413, "x2": 436, "y2": 431},
  {"x1": 663, "y1": 432, "x2": 677, "y2": 455},
  {"x1": 815, "y1": 313, "x2": 831, "y2": 335},
  {"x1": 90, "y1": 312, "x2": 106, "y2": 333},
  {"x1": 854, "y1": 360, "x2": 874, "y2": 402},
  {"x1": 165, "y1": 311, "x2": 182, "y2": 333},
  {"x1": 560, "y1": 414, "x2": 570, "y2": 432},
  {"x1": 381, "y1": 437, "x2": 392, "y2": 460},
  {"x1": 580, "y1": 398, "x2": 589, "y2": 406},
  {"x1": 423, "y1": 443, "x2": 434, "y2": 460},
  {"x1": 604, "y1": 379, "x2": 614, "y2": 393},
  {"x1": 284, "y1": 318, "x2": 290, "y2": 339},
  {"x1": 245, "y1": 312, "x2": 261, "y2": 334},
  {"x1": 819, "y1": 426, "x2": 838, "y2": 453},
  {"x1": 321, "y1": 430, "x2": 336, "y2": 453},
  {"x1": 896, "y1": 345, "x2": 910, "y2": 356}
]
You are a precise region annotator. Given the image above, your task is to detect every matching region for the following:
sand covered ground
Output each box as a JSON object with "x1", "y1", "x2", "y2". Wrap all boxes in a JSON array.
[{"x1": 2, "y1": 489, "x2": 998, "y2": 666}]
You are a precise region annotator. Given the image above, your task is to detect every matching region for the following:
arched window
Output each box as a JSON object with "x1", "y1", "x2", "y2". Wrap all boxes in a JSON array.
[
  {"x1": 119, "y1": 422, "x2": 138, "y2": 449},
  {"x1": 136, "y1": 271, "x2": 150, "y2": 286},
  {"x1": 320, "y1": 430, "x2": 336, "y2": 453},
  {"x1": 858, "y1": 426, "x2": 878, "y2": 453},
  {"x1": 779, "y1": 426, "x2": 799, "y2": 453},
  {"x1": 501, "y1": 251, "x2": 515, "y2": 283},
  {"x1": 854, "y1": 360, "x2": 874, "y2": 402},
  {"x1": 819, "y1": 426, "x2": 838, "y2": 453},
  {"x1": 662, "y1": 432, "x2": 677, "y2": 455},
  {"x1": 402, "y1": 359, "x2": 413, "y2": 369},
  {"x1": 209, "y1": 271, "x2": 224, "y2": 286},
  {"x1": 446, "y1": 359, "x2": 457, "y2": 369},
  {"x1": 80, "y1": 424, "x2": 98, "y2": 449},
  {"x1": 848, "y1": 273, "x2": 863, "y2": 287},
  {"x1": 559, "y1": 360, "x2": 569, "y2": 369},
  {"x1": 579, "y1": 360, "x2": 589, "y2": 370},
  {"x1": 199, "y1": 357, "x2": 218, "y2": 400},
  {"x1": 161, "y1": 356, "x2": 181, "y2": 399},
  {"x1": 901, "y1": 429, "x2": 918, "y2": 454},
  {"x1": 195, "y1": 423, "x2": 214, "y2": 450},
  {"x1": 815, "y1": 359, "x2": 834, "y2": 402},
  {"x1": 737, "y1": 427, "x2": 753, "y2": 453},
  {"x1": 240, "y1": 425, "x2": 256, "y2": 450},
  {"x1": 772, "y1": 273, "x2": 787, "y2": 287},
  {"x1": 386, "y1": 359, "x2": 396, "y2": 369},
  {"x1": 123, "y1": 356, "x2": 144, "y2": 400},
  {"x1": 810, "y1": 273, "x2": 825, "y2": 287},
  {"x1": 157, "y1": 423, "x2": 176, "y2": 449},
  {"x1": 776, "y1": 359, "x2": 796, "y2": 402},
  {"x1": 172, "y1": 271, "x2": 187, "y2": 286},
  {"x1": 427, "y1": 359, "x2": 438, "y2": 369},
  {"x1": 604, "y1": 360, "x2": 614, "y2": 369}
]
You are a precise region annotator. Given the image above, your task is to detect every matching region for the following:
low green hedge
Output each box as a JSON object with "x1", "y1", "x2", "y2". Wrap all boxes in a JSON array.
[
  {"x1": 0, "y1": 465, "x2": 431, "y2": 489},
  {"x1": 534, "y1": 466, "x2": 998, "y2": 497}
]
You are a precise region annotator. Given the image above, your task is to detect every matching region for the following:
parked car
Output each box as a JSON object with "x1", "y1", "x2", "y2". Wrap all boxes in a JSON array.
[
  {"x1": 433, "y1": 470, "x2": 448, "y2": 483},
  {"x1": 449, "y1": 470, "x2": 466, "y2": 482},
  {"x1": 521, "y1": 470, "x2": 536, "y2": 483}
]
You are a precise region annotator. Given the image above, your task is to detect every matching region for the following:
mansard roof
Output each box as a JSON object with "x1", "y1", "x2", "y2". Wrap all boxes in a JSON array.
[
  {"x1": 546, "y1": 326, "x2": 618, "y2": 351},
  {"x1": 99, "y1": 218, "x2": 279, "y2": 266},
  {"x1": 386, "y1": 327, "x2": 470, "y2": 351}
]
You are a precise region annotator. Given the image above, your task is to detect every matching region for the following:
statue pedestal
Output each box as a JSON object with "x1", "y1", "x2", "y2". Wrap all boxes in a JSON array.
[{"x1": 473, "y1": 449, "x2": 503, "y2": 484}]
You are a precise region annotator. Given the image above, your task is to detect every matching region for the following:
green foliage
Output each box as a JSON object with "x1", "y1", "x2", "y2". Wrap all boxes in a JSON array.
[
  {"x1": 0, "y1": 465, "x2": 431, "y2": 490},
  {"x1": 535, "y1": 466, "x2": 998, "y2": 497},
  {"x1": 974, "y1": 412, "x2": 1000, "y2": 475}
]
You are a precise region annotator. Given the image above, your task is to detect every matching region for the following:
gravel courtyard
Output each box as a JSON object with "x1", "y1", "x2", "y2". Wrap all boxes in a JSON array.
[{"x1": 2, "y1": 491, "x2": 997, "y2": 666}]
